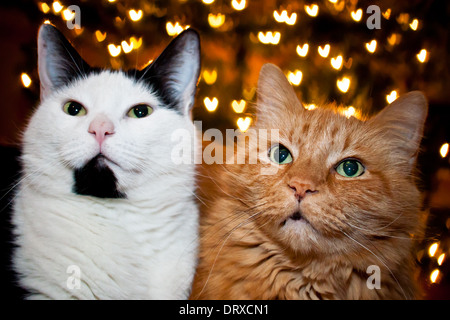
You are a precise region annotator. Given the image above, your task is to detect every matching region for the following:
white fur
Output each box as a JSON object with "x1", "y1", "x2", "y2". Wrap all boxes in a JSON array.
[{"x1": 13, "y1": 71, "x2": 199, "y2": 299}]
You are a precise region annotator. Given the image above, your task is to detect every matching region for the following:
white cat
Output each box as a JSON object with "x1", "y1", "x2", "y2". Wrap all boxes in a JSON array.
[{"x1": 12, "y1": 24, "x2": 201, "y2": 299}]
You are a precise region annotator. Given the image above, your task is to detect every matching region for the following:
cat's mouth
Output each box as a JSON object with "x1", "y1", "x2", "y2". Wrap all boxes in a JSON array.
[
  {"x1": 96, "y1": 153, "x2": 121, "y2": 169},
  {"x1": 73, "y1": 154, "x2": 126, "y2": 199},
  {"x1": 280, "y1": 209, "x2": 322, "y2": 235},
  {"x1": 280, "y1": 210, "x2": 310, "y2": 227}
]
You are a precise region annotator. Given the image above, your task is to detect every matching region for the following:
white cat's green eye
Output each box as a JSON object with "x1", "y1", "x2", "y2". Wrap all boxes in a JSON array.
[
  {"x1": 335, "y1": 159, "x2": 365, "y2": 178},
  {"x1": 268, "y1": 144, "x2": 293, "y2": 164},
  {"x1": 127, "y1": 104, "x2": 153, "y2": 118},
  {"x1": 63, "y1": 101, "x2": 86, "y2": 116}
]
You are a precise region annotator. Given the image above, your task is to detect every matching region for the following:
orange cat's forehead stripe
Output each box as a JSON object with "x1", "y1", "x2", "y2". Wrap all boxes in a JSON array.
[
  {"x1": 330, "y1": 126, "x2": 339, "y2": 139},
  {"x1": 301, "y1": 123, "x2": 310, "y2": 136}
]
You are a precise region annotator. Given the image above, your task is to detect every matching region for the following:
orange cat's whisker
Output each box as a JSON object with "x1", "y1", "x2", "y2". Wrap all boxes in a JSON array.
[
  {"x1": 339, "y1": 229, "x2": 409, "y2": 299},
  {"x1": 194, "y1": 210, "x2": 264, "y2": 299}
]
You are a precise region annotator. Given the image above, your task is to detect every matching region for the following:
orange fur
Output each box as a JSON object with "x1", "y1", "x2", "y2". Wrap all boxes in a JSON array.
[{"x1": 191, "y1": 64, "x2": 428, "y2": 300}]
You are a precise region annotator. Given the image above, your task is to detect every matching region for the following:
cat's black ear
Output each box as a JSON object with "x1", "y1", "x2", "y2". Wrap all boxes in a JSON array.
[
  {"x1": 370, "y1": 91, "x2": 428, "y2": 166},
  {"x1": 256, "y1": 63, "x2": 303, "y2": 123},
  {"x1": 38, "y1": 23, "x2": 91, "y2": 99},
  {"x1": 137, "y1": 29, "x2": 201, "y2": 115}
]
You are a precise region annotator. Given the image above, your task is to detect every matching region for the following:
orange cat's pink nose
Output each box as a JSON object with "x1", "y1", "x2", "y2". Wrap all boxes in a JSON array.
[
  {"x1": 88, "y1": 116, "x2": 115, "y2": 146},
  {"x1": 288, "y1": 178, "x2": 317, "y2": 201}
]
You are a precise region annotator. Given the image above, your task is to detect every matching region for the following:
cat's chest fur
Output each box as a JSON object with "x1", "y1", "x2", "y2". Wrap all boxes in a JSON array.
[
  {"x1": 12, "y1": 24, "x2": 201, "y2": 299},
  {"x1": 14, "y1": 184, "x2": 198, "y2": 299},
  {"x1": 193, "y1": 197, "x2": 411, "y2": 300}
]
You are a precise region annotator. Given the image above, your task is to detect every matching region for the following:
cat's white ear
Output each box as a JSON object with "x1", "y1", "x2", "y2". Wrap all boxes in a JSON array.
[
  {"x1": 138, "y1": 29, "x2": 201, "y2": 115},
  {"x1": 370, "y1": 91, "x2": 428, "y2": 165},
  {"x1": 38, "y1": 23, "x2": 91, "y2": 100},
  {"x1": 256, "y1": 63, "x2": 303, "y2": 122}
]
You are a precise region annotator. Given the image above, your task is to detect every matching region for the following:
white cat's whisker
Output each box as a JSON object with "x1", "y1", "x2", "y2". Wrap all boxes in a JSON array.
[{"x1": 1, "y1": 158, "x2": 66, "y2": 210}]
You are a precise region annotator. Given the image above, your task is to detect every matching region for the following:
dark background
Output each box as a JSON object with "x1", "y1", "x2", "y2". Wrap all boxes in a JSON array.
[{"x1": 0, "y1": 0, "x2": 449, "y2": 299}]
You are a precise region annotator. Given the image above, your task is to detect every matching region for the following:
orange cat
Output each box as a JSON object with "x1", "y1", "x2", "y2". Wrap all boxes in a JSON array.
[{"x1": 191, "y1": 63, "x2": 428, "y2": 299}]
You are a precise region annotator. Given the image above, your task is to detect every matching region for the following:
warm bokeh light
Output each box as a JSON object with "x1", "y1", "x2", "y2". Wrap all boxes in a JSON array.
[
  {"x1": 231, "y1": 100, "x2": 246, "y2": 113},
  {"x1": 39, "y1": 2, "x2": 50, "y2": 13},
  {"x1": 129, "y1": 36, "x2": 142, "y2": 49},
  {"x1": 231, "y1": 0, "x2": 246, "y2": 11},
  {"x1": 438, "y1": 253, "x2": 446, "y2": 266},
  {"x1": 336, "y1": 76, "x2": 350, "y2": 93},
  {"x1": 121, "y1": 40, "x2": 133, "y2": 53},
  {"x1": 273, "y1": 10, "x2": 286, "y2": 23},
  {"x1": 410, "y1": 19, "x2": 419, "y2": 31},
  {"x1": 430, "y1": 269, "x2": 440, "y2": 283},
  {"x1": 351, "y1": 9, "x2": 362, "y2": 22},
  {"x1": 417, "y1": 49, "x2": 429, "y2": 63},
  {"x1": 386, "y1": 90, "x2": 398, "y2": 104},
  {"x1": 284, "y1": 13, "x2": 297, "y2": 25},
  {"x1": 21, "y1": 73, "x2": 32, "y2": 88},
  {"x1": 61, "y1": 8, "x2": 75, "y2": 21},
  {"x1": 258, "y1": 31, "x2": 281, "y2": 45},
  {"x1": 318, "y1": 44, "x2": 330, "y2": 58},
  {"x1": 208, "y1": 13, "x2": 225, "y2": 28},
  {"x1": 330, "y1": 55, "x2": 343, "y2": 70},
  {"x1": 429, "y1": 242, "x2": 439, "y2": 257},
  {"x1": 95, "y1": 30, "x2": 107, "y2": 42},
  {"x1": 287, "y1": 70, "x2": 302, "y2": 86},
  {"x1": 397, "y1": 12, "x2": 410, "y2": 25},
  {"x1": 166, "y1": 21, "x2": 189, "y2": 36},
  {"x1": 73, "y1": 26, "x2": 84, "y2": 36},
  {"x1": 274, "y1": 10, "x2": 297, "y2": 25},
  {"x1": 52, "y1": 1, "x2": 63, "y2": 14},
  {"x1": 296, "y1": 43, "x2": 309, "y2": 57},
  {"x1": 237, "y1": 116, "x2": 252, "y2": 132},
  {"x1": 204, "y1": 97, "x2": 218, "y2": 112},
  {"x1": 304, "y1": 104, "x2": 317, "y2": 110},
  {"x1": 343, "y1": 106, "x2": 356, "y2": 118},
  {"x1": 440, "y1": 143, "x2": 449, "y2": 158},
  {"x1": 305, "y1": 4, "x2": 319, "y2": 17},
  {"x1": 242, "y1": 87, "x2": 256, "y2": 101},
  {"x1": 387, "y1": 33, "x2": 399, "y2": 46},
  {"x1": 366, "y1": 40, "x2": 377, "y2": 53},
  {"x1": 107, "y1": 44, "x2": 121, "y2": 57},
  {"x1": 128, "y1": 9, "x2": 143, "y2": 22},
  {"x1": 202, "y1": 69, "x2": 217, "y2": 85}
]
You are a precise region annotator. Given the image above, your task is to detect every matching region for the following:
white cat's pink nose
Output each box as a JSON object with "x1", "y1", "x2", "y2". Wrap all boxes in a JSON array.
[{"x1": 88, "y1": 116, "x2": 115, "y2": 146}]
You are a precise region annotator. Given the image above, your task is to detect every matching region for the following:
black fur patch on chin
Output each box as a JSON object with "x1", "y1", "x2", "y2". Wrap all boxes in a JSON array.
[{"x1": 73, "y1": 155, "x2": 126, "y2": 199}]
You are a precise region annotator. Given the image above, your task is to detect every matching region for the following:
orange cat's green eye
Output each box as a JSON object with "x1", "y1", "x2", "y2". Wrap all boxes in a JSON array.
[
  {"x1": 336, "y1": 159, "x2": 365, "y2": 178},
  {"x1": 269, "y1": 144, "x2": 293, "y2": 164}
]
